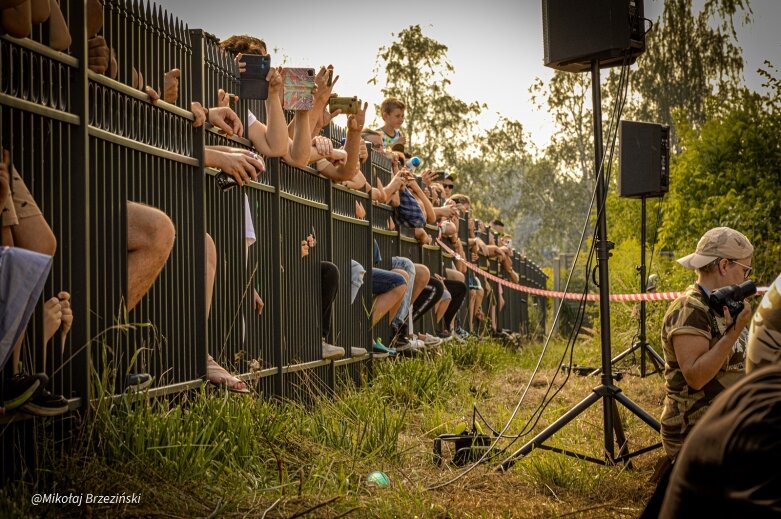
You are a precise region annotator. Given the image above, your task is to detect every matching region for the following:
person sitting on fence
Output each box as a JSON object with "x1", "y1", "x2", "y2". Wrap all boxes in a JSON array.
[
  {"x1": 0, "y1": 148, "x2": 73, "y2": 415},
  {"x1": 482, "y1": 219, "x2": 520, "y2": 284},
  {"x1": 376, "y1": 97, "x2": 406, "y2": 151}
]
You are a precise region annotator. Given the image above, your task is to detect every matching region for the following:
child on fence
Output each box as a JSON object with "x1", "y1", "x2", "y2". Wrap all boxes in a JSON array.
[{"x1": 376, "y1": 98, "x2": 406, "y2": 151}]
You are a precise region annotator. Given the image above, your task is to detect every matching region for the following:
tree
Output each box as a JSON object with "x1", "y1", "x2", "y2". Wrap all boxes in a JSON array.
[
  {"x1": 371, "y1": 24, "x2": 483, "y2": 166},
  {"x1": 625, "y1": 0, "x2": 751, "y2": 146},
  {"x1": 659, "y1": 80, "x2": 781, "y2": 284}
]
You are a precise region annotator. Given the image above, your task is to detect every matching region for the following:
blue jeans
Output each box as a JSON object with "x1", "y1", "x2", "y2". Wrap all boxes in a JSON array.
[
  {"x1": 371, "y1": 267, "x2": 406, "y2": 294},
  {"x1": 391, "y1": 256, "x2": 415, "y2": 330}
]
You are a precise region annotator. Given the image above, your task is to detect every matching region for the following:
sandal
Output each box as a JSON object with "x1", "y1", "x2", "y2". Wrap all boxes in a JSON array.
[{"x1": 206, "y1": 355, "x2": 249, "y2": 394}]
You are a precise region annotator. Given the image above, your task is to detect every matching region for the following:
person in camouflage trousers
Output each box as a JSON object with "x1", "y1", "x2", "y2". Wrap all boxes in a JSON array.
[{"x1": 660, "y1": 227, "x2": 755, "y2": 460}]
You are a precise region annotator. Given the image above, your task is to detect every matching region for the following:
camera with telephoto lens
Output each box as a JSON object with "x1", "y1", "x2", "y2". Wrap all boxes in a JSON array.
[{"x1": 708, "y1": 280, "x2": 757, "y2": 320}]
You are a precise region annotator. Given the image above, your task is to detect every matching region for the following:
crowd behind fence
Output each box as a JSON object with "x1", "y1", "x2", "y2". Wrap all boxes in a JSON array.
[{"x1": 0, "y1": 0, "x2": 547, "y2": 481}]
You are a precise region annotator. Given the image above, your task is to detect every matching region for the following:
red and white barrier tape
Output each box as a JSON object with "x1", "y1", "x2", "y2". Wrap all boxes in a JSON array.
[{"x1": 435, "y1": 238, "x2": 768, "y2": 302}]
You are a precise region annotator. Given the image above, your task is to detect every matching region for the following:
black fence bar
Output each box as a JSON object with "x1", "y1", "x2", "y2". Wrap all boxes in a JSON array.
[{"x1": 0, "y1": 0, "x2": 548, "y2": 484}]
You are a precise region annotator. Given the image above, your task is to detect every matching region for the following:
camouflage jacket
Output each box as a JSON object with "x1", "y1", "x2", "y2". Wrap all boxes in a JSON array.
[
  {"x1": 660, "y1": 284, "x2": 747, "y2": 459},
  {"x1": 747, "y1": 273, "x2": 781, "y2": 373}
]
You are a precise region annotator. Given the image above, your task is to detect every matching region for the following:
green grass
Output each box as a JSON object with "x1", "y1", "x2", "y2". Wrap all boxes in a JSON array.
[{"x1": 2, "y1": 335, "x2": 666, "y2": 518}]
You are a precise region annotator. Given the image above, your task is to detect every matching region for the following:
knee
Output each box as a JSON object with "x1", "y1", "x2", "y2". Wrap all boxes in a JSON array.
[
  {"x1": 321, "y1": 261, "x2": 339, "y2": 284},
  {"x1": 152, "y1": 215, "x2": 176, "y2": 257},
  {"x1": 130, "y1": 204, "x2": 176, "y2": 256},
  {"x1": 415, "y1": 264, "x2": 430, "y2": 285},
  {"x1": 392, "y1": 269, "x2": 410, "y2": 283}
]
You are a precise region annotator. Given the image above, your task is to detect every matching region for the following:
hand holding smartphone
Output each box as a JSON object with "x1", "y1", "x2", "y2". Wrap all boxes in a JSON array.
[
  {"x1": 282, "y1": 68, "x2": 315, "y2": 110},
  {"x1": 328, "y1": 96, "x2": 359, "y2": 115},
  {"x1": 239, "y1": 54, "x2": 270, "y2": 100}
]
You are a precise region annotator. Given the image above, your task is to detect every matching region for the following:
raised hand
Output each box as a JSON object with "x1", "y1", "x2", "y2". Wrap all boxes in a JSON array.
[
  {"x1": 347, "y1": 101, "x2": 368, "y2": 132},
  {"x1": 267, "y1": 66, "x2": 283, "y2": 97}
]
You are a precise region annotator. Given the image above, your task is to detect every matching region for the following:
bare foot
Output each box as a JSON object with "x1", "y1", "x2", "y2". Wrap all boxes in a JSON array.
[
  {"x1": 206, "y1": 355, "x2": 248, "y2": 393},
  {"x1": 58, "y1": 291, "x2": 72, "y2": 353},
  {"x1": 43, "y1": 296, "x2": 62, "y2": 345}
]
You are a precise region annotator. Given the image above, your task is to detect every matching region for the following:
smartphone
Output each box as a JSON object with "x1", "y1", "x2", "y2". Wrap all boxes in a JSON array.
[
  {"x1": 215, "y1": 171, "x2": 238, "y2": 191},
  {"x1": 328, "y1": 96, "x2": 358, "y2": 114},
  {"x1": 282, "y1": 67, "x2": 315, "y2": 110},
  {"x1": 239, "y1": 54, "x2": 270, "y2": 101}
]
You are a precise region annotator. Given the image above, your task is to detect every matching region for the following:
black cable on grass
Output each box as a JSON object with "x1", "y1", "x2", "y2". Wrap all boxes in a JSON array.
[{"x1": 426, "y1": 55, "x2": 633, "y2": 490}]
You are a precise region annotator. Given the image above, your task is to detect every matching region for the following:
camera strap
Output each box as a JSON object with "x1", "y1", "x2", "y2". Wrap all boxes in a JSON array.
[{"x1": 695, "y1": 284, "x2": 723, "y2": 339}]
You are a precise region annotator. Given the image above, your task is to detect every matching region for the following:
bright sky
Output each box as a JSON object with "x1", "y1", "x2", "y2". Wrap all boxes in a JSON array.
[{"x1": 156, "y1": 0, "x2": 780, "y2": 150}]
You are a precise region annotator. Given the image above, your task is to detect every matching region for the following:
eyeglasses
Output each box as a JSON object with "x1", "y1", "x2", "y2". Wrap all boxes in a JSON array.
[
  {"x1": 443, "y1": 184, "x2": 454, "y2": 189},
  {"x1": 729, "y1": 259, "x2": 753, "y2": 280}
]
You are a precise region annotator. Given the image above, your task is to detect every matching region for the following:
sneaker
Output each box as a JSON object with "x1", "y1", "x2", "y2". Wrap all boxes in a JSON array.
[
  {"x1": 322, "y1": 341, "x2": 345, "y2": 360},
  {"x1": 22, "y1": 389, "x2": 69, "y2": 417},
  {"x1": 1, "y1": 374, "x2": 41, "y2": 412},
  {"x1": 455, "y1": 327, "x2": 470, "y2": 340},
  {"x1": 396, "y1": 337, "x2": 425, "y2": 355},
  {"x1": 436, "y1": 329, "x2": 454, "y2": 341},
  {"x1": 372, "y1": 339, "x2": 395, "y2": 357},
  {"x1": 126, "y1": 373, "x2": 154, "y2": 392},
  {"x1": 350, "y1": 346, "x2": 368, "y2": 357},
  {"x1": 416, "y1": 333, "x2": 443, "y2": 347}
]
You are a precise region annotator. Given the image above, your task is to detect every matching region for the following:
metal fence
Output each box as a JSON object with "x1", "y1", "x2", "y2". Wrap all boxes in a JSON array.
[{"x1": 0, "y1": 0, "x2": 547, "y2": 482}]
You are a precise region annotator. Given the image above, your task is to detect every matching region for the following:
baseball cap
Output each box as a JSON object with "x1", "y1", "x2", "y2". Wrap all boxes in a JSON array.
[{"x1": 677, "y1": 227, "x2": 753, "y2": 269}]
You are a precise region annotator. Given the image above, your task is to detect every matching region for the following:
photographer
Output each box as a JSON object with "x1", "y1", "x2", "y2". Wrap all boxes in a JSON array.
[
  {"x1": 643, "y1": 227, "x2": 755, "y2": 516},
  {"x1": 660, "y1": 226, "x2": 754, "y2": 461}
]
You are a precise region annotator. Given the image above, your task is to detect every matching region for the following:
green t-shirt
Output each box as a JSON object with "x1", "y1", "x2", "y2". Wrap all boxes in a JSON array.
[
  {"x1": 746, "y1": 273, "x2": 781, "y2": 373},
  {"x1": 660, "y1": 284, "x2": 747, "y2": 459}
]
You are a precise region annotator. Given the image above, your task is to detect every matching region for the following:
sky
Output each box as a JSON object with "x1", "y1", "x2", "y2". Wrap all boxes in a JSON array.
[{"x1": 154, "y1": 0, "x2": 780, "y2": 150}]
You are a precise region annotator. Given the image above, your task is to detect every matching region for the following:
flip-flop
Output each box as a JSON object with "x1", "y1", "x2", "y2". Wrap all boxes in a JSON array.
[{"x1": 206, "y1": 356, "x2": 250, "y2": 394}]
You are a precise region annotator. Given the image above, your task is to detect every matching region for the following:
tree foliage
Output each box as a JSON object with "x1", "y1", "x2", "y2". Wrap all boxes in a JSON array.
[
  {"x1": 370, "y1": 24, "x2": 483, "y2": 166},
  {"x1": 626, "y1": 0, "x2": 751, "y2": 146}
]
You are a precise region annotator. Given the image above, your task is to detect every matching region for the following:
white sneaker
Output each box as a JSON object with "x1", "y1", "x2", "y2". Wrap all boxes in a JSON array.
[
  {"x1": 351, "y1": 346, "x2": 368, "y2": 357},
  {"x1": 417, "y1": 333, "x2": 443, "y2": 347},
  {"x1": 322, "y1": 341, "x2": 346, "y2": 360}
]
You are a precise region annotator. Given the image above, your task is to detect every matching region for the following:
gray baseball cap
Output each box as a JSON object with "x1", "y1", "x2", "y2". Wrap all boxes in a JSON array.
[{"x1": 677, "y1": 227, "x2": 753, "y2": 269}]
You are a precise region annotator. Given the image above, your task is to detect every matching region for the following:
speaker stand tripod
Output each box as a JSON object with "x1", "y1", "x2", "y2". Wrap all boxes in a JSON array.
[
  {"x1": 591, "y1": 196, "x2": 664, "y2": 378},
  {"x1": 498, "y1": 61, "x2": 661, "y2": 472}
]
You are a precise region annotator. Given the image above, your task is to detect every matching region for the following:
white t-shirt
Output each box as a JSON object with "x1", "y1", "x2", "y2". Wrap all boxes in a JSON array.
[{"x1": 244, "y1": 194, "x2": 256, "y2": 247}]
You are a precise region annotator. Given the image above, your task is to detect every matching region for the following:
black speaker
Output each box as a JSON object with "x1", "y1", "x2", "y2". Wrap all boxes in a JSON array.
[
  {"x1": 542, "y1": 0, "x2": 645, "y2": 72},
  {"x1": 619, "y1": 120, "x2": 670, "y2": 199}
]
